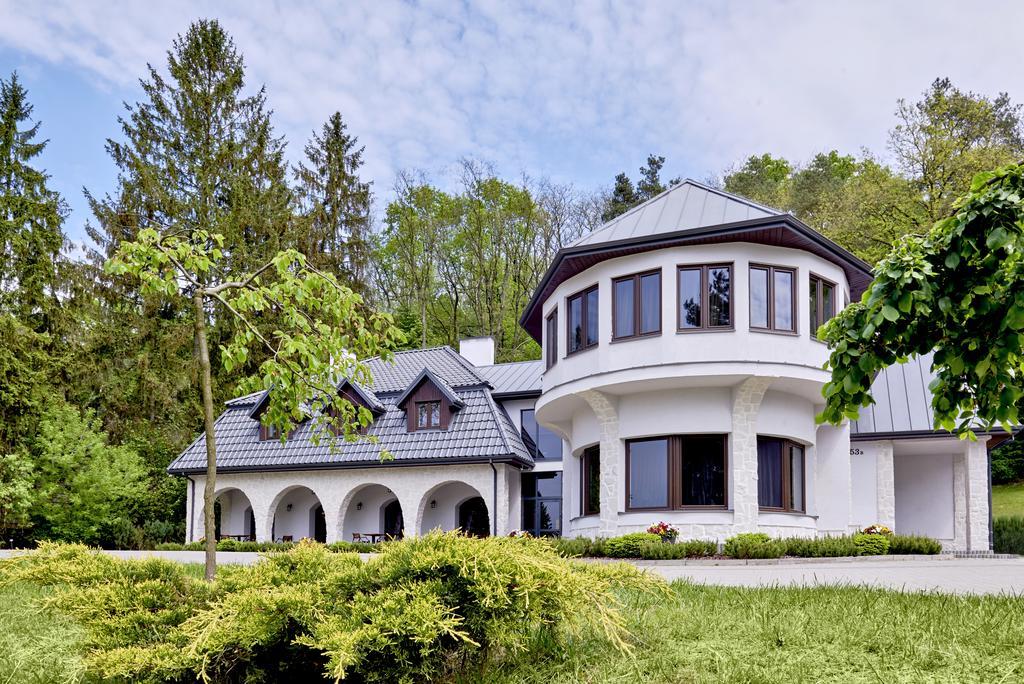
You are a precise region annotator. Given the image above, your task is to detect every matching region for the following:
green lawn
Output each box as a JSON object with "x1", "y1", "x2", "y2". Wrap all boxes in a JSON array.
[
  {"x1": 993, "y1": 481, "x2": 1024, "y2": 518},
  {"x1": 476, "y1": 582, "x2": 1024, "y2": 683},
  {"x1": 4, "y1": 578, "x2": 1024, "y2": 683}
]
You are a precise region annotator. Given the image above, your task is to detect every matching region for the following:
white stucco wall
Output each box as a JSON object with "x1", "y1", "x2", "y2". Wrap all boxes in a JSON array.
[
  {"x1": 188, "y1": 463, "x2": 518, "y2": 543},
  {"x1": 894, "y1": 451, "x2": 955, "y2": 542},
  {"x1": 849, "y1": 444, "x2": 879, "y2": 527}
]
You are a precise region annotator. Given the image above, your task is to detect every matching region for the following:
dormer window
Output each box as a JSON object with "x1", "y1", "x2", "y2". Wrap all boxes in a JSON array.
[
  {"x1": 259, "y1": 422, "x2": 287, "y2": 441},
  {"x1": 417, "y1": 401, "x2": 441, "y2": 429}
]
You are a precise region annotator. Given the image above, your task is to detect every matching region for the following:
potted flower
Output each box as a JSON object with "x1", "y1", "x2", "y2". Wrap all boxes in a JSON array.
[{"x1": 646, "y1": 521, "x2": 679, "y2": 543}]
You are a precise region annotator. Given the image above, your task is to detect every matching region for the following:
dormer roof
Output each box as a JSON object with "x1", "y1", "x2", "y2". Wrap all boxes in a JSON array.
[
  {"x1": 519, "y1": 179, "x2": 873, "y2": 342},
  {"x1": 395, "y1": 367, "x2": 465, "y2": 410}
]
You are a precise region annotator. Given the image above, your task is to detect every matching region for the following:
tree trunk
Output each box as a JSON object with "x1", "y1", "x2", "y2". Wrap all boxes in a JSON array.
[{"x1": 193, "y1": 291, "x2": 218, "y2": 581}]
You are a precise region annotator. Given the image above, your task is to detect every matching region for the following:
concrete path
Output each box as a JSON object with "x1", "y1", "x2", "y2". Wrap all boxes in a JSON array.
[{"x1": 634, "y1": 557, "x2": 1024, "y2": 596}]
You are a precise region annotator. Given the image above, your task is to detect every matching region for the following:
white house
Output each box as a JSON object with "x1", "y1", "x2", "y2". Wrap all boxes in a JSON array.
[{"x1": 168, "y1": 180, "x2": 994, "y2": 551}]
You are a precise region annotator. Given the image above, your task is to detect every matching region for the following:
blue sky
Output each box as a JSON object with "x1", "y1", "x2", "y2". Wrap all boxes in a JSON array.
[{"x1": 1, "y1": 0, "x2": 1022, "y2": 248}]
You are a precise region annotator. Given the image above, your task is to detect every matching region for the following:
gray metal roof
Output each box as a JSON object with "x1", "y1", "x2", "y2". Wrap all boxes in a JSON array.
[
  {"x1": 851, "y1": 353, "x2": 938, "y2": 435},
  {"x1": 572, "y1": 179, "x2": 781, "y2": 248},
  {"x1": 168, "y1": 346, "x2": 531, "y2": 474},
  {"x1": 476, "y1": 360, "x2": 543, "y2": 396}
]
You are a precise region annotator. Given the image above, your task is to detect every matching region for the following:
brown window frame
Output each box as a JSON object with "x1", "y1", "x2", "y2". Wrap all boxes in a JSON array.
[
  {"x1": 749, "y1": 263, "x2": 797, "y2": 335},
  {"x1": 416, "y1": 400, "x2": 442, "y2": 430},
  {"x1": 259, "y1": 422, "x2": 292, "y2": 442},
  {"x1": 612, "y1": 269, "x2": 662, "y2": 341},
  {"x1": 809, "y1": 273, "x2": 836, "y2": 341},
  {"x1": 581, "y1": 445, "x2": 600, "y2": 516},
  {"x1": 757, "y1": 437, "x2": 806, "y2": 513},
  {"x1": 676, "y1": 263, "x2": 734, "y2": 332},
  {"x1": 545, "y1": 308, "x2": 558, "y2": 370},
  {"x1": 624, "y1": 434, "x2": 729, "y2": 511},
  {"x1": 566, "y1": 284, "x2": 599, "y2": 356}
]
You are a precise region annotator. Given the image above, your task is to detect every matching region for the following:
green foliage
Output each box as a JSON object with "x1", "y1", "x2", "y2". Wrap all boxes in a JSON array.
[
  {"x1": 853, "y1": 533, "x2": 891, "y2": 556},
  {"x1": 601, "y1": 154, "x2": 681, "y2": 222},
  {"x1": 888, "y1": 535, "x2": 943, "y2": 555},
  {"x1": 549, "y1": 536, "x2": 607, "y2": 558},
  {"x1": 26, "y1": 402, "x2": 147, "y2": 547},
  {"x1": 0, "y1": 535, "x2": 662, "y2": 682},
  {"x1": 818, "y1": 163, "x2": 1024, "y2": 435},
  {"x1": 0, "y1": 71, "x2": 66, "y2": 330},
  {"x1": 992, "y1": 439, "x2": 1024, "y2": 484},
  {"x1": 604, "y1": 532, "x2": 662, "y2": 558},
  {"x1": 637, "y1": 540, "x2": 717, "y2": 560},
  {"x1": 722, "y1": 533, "x2": 786, "y2": 559},
  {"x1": 994, "y1": 516, "x2": 1024, "y2": 555},
  {"x1": 780, "y1": 535, "x2": 862, "y2": 558}
]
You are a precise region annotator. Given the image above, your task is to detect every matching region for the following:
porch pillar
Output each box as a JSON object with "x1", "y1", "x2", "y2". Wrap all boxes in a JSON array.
[
  {"x1": 875, "y1": 441, "x2": 896, "y2": 530},
  {"x1": 731, "y1": 376, "x2": 773, "y2": 532},
  {"x1": 965, "y1": 438, "x2": 991, "y2": 552},
  {"x1": 254, "y1": 500, "x2": 274, "y2": 543},
  {"x1": 580, "y1": 389, "x2": 621, "y2": 538},
  {"x1": 952, "y1": 451, "x2": 968, "y2": 551}
]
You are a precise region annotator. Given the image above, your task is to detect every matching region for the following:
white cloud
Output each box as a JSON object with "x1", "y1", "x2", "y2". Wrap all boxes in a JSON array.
[{"x1": 2, "y1": 0, "x2": 1022, "y2": 205}]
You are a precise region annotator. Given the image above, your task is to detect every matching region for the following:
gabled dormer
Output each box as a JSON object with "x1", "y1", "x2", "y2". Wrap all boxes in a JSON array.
[
  {"x1": 331, "y1": 379, "x2": 386, "y2": 434},
  {"x1": 248, "y1": 390, "x2": 293, "y2": 441},
  {"x1": 395, "y1": 368, "x2": 465, "y2": 432}
]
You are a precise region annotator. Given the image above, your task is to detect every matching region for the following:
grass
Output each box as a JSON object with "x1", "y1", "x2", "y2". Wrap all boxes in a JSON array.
[
  {"x1": 473, "y1": 582, "x2": 1024, "y2": 683},
  {"x1": 993, "y1": 481, "x2": 1024, "y2": 517},
  {"x1": 4, "y1": 572, "x2": 1023, "y2": 684}
]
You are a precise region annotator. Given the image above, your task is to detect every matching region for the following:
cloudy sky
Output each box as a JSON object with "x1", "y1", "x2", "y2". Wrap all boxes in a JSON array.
[{"x1": 1, "y1": 0, "x2": 1022, "y2": 244}]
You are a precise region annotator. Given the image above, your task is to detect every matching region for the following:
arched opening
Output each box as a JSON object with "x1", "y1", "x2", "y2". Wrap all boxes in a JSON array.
[
  {"x1": 341, "y1": 484, "x2": 404, "y2": 542},
  {"x1": 270, "y1": 486, "x2": 324, "y2": 543},
  {"x1": 420, "y1": 482, "x2": 490, "y2": 537},
  {"x1": 457, "y1": 497, "x2": 490, "y2": 538},
  {"x1": 214, "y1": 488, "x2": 255, "y2": 541}
]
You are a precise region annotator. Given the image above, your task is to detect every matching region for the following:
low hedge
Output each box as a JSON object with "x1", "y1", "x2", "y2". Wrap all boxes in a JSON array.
[
  {"x1": 994, "y1": 516, "x2": 1024, "y2": 555},
  {"x1": 723, "y1": 533, "x2": 786, "y2": 559},
  {"x1": 637, "y1": 539, "x2": 717, "y2": 560},
  {"x1": 853, "y1": 532, "x2": 891, "y2": 556},
  {"x1": 154, "y1": 539, "x2": 382, "y2": 553},
  {"x1": 888, "y1": 534, "x2": 942, "y2": 555}
]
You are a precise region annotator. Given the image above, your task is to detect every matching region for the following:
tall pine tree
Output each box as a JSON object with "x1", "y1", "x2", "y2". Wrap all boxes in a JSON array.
[
  {"x1": 293, "y1": 112, "x2": 372, "y2": 295},
  {"x1": 0, "y1": 72, "x2": 66, "y2": 331}
]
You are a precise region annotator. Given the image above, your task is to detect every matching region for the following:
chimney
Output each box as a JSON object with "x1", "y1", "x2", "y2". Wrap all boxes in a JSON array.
[{"x1": 459, "y1": 336, "x2": 495, "y2": 367}]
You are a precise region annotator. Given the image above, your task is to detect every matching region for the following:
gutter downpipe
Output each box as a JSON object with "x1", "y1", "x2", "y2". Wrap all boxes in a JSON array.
[
  {"x1": 489, "y1": 459, "x2": 498, "y2": 537},
  {"x1": 185, "y1": 475, "x2": 196, "y2": 542}
]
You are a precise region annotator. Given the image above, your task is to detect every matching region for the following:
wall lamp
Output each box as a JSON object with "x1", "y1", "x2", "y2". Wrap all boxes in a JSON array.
[
  {"x1": 356, "y1": 502, "x2": 363, "y2": 511},
  {"x1": 286, "y1": 503, "x2": 293, "y2": 512},
  {"x1": 430, "y1": 499, "x2": 437, "y2": 509}
]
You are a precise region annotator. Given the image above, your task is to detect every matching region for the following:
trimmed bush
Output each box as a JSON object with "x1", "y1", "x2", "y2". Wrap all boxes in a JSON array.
[
  {"x1": 637, "y1": 540, "x2": 717, "y2": 560},
  {"x1": 994, "y1": 516, "x2": 1024, "y2": 555},
  {"x1": 604, "y1": 533, "x2": 662, "y2": 558},
  {"x1": 888, "y1": 534, "x2": 942, "y2": 555},
  {"x1": 155, "y1": 542, "x2": 184, "y2": 551},
  {"x1": 0, "y1": 536, "x2": 663, "y2": 682},
  {"x1": 781, "y1": 535, "x2": 861, "y2": 558},
  {"x1": 326, "y1": 540, "x2": 381, "y2": 553},
  {"x1": 723, "y1": 533, "x2": 785, "y2": 559},
  {"x1": 853, "y1": 533, "x2": 890, "y2": 556}
]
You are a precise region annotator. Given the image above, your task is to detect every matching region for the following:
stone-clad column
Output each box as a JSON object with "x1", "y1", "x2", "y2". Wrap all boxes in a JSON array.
[
  {"x1": 965, "y1": 438, "x2": 991, "y2": 552},
  {"x1": 952, "y1": 452, "x2": 967, "y2": 551},
  {"x1": 731, "y1": 376, "x2": 773, "y2": 532},
  {"x1": 579, "y1": 389, "x2": 621, "y2": 538},
  {"x1": 875, "y1": 441, "x2": 896, "y2": 530}
]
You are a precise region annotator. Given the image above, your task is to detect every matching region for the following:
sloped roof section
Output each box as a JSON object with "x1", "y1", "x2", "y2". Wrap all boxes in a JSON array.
[
  {"x1": 520, "y1": 180, "x2": 873, "y2": 342},
  {"x1": 572, "y1": 180, "x2": 780, "y2": 247},
  {"x1": 852, "y1": 353, "x2": 938, "y2": 435},
  {"x1": 168, "y1": 346, "x2": 532, "y2": 474},
  {"x1": 476, "y1": 360, "x2": 543, "y2": 397},
  {"x1": 366, "y1": 346, "x2": 486, "y2": 393},
  {"x1": 395, "y1": 367, "x2": 465, "y2": 409}
]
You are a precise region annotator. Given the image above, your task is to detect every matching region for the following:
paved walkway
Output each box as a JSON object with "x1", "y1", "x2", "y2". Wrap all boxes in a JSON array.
[
  {"x1": 633, "y1": 557, "x2": 1024, "y2": 596},
  {"x1": 2, "y1": 550, "x2": 1020, "y2": 595}
]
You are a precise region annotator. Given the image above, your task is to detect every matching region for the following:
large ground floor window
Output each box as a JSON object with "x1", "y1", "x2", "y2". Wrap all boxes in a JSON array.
[
  {"x1": 625, "y1": 434, "x2": 727, "y2": 510},
  {"x1": 521, "y1": 472, "x2": 562, "y2": 536},
  {"x1": 581, "y1": 446, "x2": 600, "y2": 516},
  {"x1": 757, "y1": 437, "x2": 805, "y2": 512}
]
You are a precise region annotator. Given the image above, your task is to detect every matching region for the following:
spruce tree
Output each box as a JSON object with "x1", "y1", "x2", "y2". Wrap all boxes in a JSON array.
[
  {"x1": 0, "y1": 72, "x2": 66, "y2": 331},
  {"x1": 293, "y1": 112, "x2": 372, "y2": 294}
]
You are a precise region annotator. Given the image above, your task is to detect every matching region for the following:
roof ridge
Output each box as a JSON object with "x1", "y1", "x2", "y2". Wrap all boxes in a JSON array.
[
  {"x1": 438, "y1": 345, "x2": 490, "y2": 386},
  {"x1": 680, "y1": 178, "x2": 787, "y2": 216}
]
